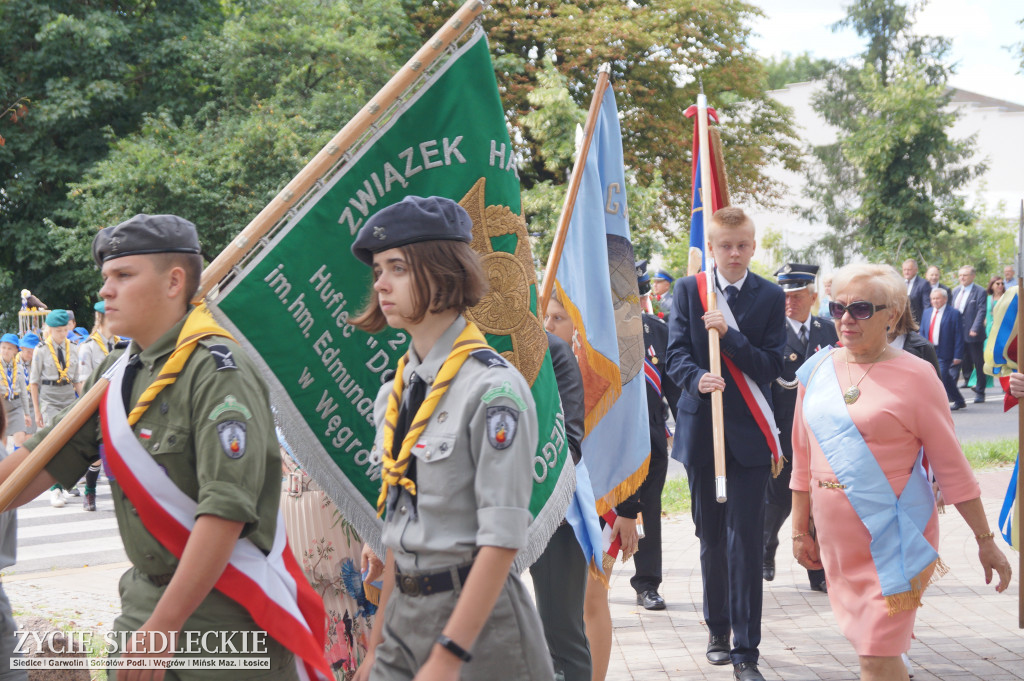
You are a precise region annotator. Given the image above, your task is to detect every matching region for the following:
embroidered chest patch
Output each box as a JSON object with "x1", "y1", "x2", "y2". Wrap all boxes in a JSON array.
[
  {"x1": 217, "y1": 420, "x2": 247, "y2": 459},
  {"x1": 486, "y1": 405, "x2": 518, "y2": 450}
]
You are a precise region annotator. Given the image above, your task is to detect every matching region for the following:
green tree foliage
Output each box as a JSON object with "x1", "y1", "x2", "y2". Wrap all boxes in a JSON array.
[
  {"x1": 519, "y1": 59, "x2": 664, "y2": 264},
  {"x1": 404, "y1": 0, "x2": 801, "y2": 251},
  {"x1": 70, "y1": 0, "x2": 411, "y2": 262},
  {"x1": 802, "y1": 0, "x2": 984, "y2": 265},
  {"x1": 0, "y1": 0, "x2": 226, "y2": 320},
  {"x1": 763, "y1": 52, "x2": 832, "y2": 90}
]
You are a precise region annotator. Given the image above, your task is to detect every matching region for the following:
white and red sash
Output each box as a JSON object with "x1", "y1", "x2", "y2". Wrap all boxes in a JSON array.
[
  {"x1": 99, "y1": 356, "x2": 330, "y2": 680},
  {"x1": 697, "y1": 271, "x2": 782, "y2": 467}
]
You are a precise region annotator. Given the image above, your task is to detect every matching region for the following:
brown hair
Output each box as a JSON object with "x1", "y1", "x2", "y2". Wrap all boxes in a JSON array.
[{"x1": 352, "y1": 240, "x2": 488, "y2": 333}]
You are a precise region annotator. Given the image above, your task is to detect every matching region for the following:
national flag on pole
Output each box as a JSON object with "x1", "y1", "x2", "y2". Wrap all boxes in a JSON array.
[
  {"x1": 984, "y1": 285, "x2": 1021, "y2": 550},
  {"x1": 207, "y1": 26, "x2": 572, "y2": 571},
  {"x1": 683, "y1": 105, "x2": 728, "y2": 276},
  {"x1": 552, "y1": 84, "x2": 649, "y2": 513}
]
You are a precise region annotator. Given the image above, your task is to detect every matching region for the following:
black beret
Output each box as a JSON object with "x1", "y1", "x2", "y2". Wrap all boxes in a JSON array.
[
  {"x1": 635, "y1": 259, "x2": 650, "y2": 295},
  {"x1": 351, "y1": 195, "x2": 473, "y2": 266},
  {"x1": 92, "y1": 214, "x2": 201, "y2": 266}
]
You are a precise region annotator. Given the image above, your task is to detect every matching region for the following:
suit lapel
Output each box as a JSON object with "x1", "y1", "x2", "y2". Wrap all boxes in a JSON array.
[{"x1": 731, "y1": 274, "x2": 759, "y2": 325}]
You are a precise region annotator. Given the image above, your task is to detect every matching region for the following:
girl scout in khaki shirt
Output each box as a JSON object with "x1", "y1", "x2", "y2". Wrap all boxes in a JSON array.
[{"x1": 350, "y1": 196, "x2": 552, "y2": 681}]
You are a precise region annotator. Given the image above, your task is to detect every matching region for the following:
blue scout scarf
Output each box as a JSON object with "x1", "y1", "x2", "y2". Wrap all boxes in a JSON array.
[{"x1": 798, "y1": 348, "x2": 945, "y2": 615}]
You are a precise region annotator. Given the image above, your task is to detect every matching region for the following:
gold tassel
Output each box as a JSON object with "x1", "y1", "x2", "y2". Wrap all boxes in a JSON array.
[
  {"x1": 884, "y1": 556, "x2": 947, "y2": 616},
  {"x1": 589, "y1": 557, "x2": 612, "y2": 590},
  {"x1": 771, "y1": 454, "x2": 787, "y2": 479},
  {"x1": 363, "y1": 580, "x2": 381, "y2": 607},
  {"x1": 595, "y1": 455, "x2": 651, "y2": 516}
]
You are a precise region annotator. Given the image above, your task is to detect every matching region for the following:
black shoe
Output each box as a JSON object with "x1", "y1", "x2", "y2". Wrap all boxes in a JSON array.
[
  {"x1": 810, "y1": 580, "x2": 827, "y2": 593},
  {"x1": 974, "y1": 395, "x2": 985, "y2": 403},
  {"x1": 83, "y1": 493, "x2": 96, "y2": 512},
  {"x1": 951, "y1": 402, "x2": 966, "y2": 411},
  {"x1": 636, "y1": 589, "x2": 666, "y2": 611},
  {"x1": 706, "y1": 634, "x2": 730, "y2": 666},
  {"x1": 734, "y1": 662, "x2": 766, "y2": 681},
  {"x1": 762, "y1": 559, "x2": 775, "y2": 582}
]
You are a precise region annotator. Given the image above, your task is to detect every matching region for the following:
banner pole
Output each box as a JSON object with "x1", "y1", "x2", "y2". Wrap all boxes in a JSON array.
[
  {"x1": 0, "y1": 0, "x2": 489, "y2": 513},
  {"x1": 698, "y1": 93, "x2": 728, "y2": 504},
  {"x1": 538, "y1": 64, "x2": 612, "y2": 320},
  {"x1": 1017, "y1": 199, "x2": 1023, "y2": 629}
]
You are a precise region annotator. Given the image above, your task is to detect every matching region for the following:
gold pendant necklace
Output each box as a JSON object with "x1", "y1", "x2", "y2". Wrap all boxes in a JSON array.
[{"x1": 844, "y1": 347, "x2": 887, "y2": 404}]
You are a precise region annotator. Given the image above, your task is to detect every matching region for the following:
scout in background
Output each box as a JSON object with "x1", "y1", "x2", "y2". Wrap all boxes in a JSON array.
[
  {"x1": 1, "y1": 334, "x2": 32, "y2": 451},
  {"x1": 29, "y1": 310, "x2": 82, "y2": 507},
  {"x1": 350, "y1": 196, "x2": 552, "y2": 681},
  {"x1": 15, "y1": 334, "x2": 40, "y2": 443}
]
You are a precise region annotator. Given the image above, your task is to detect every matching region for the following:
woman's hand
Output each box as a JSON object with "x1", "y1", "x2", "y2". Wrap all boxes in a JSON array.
[
  {"x1": 352, "y1": 649, "x2": 375, "y2": 681},
  {"x1": 793, "y1": 534, "x2": 823, "y2": 571},
  {"x1": 611, "y1": 516, "x2": 639, "y2": 562},
  {"x1": 978, "y1": 537, "x2": 1013, "y2": 593},
  {"x1": 361, "y1": 543, "x2": 385, "y2": 584}
]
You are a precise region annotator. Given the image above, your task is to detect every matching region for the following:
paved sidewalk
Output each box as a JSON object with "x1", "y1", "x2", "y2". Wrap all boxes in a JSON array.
[
  {"x1": 4, "y1": 469, "x2": 1023, "y2": 679},
  {"x1": 606, "y1": 467, "x2": 1024, "y2": 680}
]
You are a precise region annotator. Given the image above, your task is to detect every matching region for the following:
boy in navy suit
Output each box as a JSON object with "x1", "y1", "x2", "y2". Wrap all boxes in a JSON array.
[{"x1": 665, "y1": 207, "x2": 785, "y2": 681}]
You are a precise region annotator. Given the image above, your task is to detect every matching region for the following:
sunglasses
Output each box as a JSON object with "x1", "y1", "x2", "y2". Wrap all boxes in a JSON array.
[{"x1": 828, "y1": 300, "x2": 887, "y2": 320}]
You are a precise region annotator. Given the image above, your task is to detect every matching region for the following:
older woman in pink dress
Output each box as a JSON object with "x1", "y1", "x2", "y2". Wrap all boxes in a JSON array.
[{"x1": 790, "y1": 263, "x2": 1012, "y2": 681}]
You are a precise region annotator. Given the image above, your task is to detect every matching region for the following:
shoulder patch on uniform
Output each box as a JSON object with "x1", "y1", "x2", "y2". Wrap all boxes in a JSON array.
[
  {"x1": 208, "y1": 395, "x2": 253, "y2": 421},
  {"x1": 217, "y1": 420, "x2": 247, "y2": 459},
  {"x1": 206, "y1": 344, "x2": 237, "y2": 371},
  {"x1": 470, "y1": 348, "x2": 508, "y2": 369},
  {"x1": 486, "y1": 405, "x2": 519, "y2": 450},
  {"x1": 481, "y1": 381, "x2": 527, "y2": 411}
]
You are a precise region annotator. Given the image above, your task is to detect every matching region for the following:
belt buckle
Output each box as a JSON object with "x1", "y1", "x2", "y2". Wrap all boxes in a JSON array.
[
  {"x1": 287, "y1": 472, "x2": 303, "y2": 497},
  {"x1": 400, "y1": 574, "x2": 421, "y2": 596}
]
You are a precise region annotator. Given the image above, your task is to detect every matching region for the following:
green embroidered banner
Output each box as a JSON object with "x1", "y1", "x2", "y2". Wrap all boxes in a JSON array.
[{"x1": 210, "y1": 28, "x2": 571, "y2": 567}]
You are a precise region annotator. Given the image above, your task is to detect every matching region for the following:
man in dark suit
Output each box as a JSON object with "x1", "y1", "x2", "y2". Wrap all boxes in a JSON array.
[
  {"x1": 951, "y1": 265, "x2": 988, "y2": 403},
  {"x1": 666, "y1": 207, "x2": 785, "y2": 681},
  {"x1": 924, "y1": 265, "x2": 952, "y2": 307},
  {"x1": 763, "y1": 263, "x2": 836, "y2": 593},
  {"x1": 902, "y1": 259, "x2": 931, "y2": 324},
  {"x1": 630, "y1": 262, "x2": 682, "y2": 611},
  {"x1": 921, "y1": 288, "x2": 965, "y2": 409}
]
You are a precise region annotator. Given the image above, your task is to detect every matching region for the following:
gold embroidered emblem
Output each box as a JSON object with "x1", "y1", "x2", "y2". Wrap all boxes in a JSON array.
[{"x1": 460, "y1": 178, "x2": 546, "y2": 386}]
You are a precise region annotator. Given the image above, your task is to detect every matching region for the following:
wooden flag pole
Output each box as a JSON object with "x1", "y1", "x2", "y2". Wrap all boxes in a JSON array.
[
  {"x1": 538, "y1": 64, "x2": 612, "y2": 319},
  {"x1": 0, "y1": 0, "x2": 488, "y2": 513},
  {"x1": 1017, "y1": 199, "x2": 1023, "y2": 628},
  {"x1": 698, "y1": 93, "x2": 728, "y2": 504}
]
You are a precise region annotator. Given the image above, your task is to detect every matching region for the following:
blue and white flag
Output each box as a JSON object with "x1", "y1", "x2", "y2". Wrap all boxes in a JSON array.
[{"x1": 552, "y1": 85, "x2": 649, "y2": 512}]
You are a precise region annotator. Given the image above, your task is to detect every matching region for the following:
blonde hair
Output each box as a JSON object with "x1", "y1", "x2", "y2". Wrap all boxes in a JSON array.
[
  {"x1": 831, "y1": 263, "x2": 907, "y2": 320},
  {"x1": 708, "y1": 206, "x2": 754, "y2": 240}
]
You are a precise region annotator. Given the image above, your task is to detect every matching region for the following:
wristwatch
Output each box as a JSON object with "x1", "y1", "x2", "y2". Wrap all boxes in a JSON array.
[{"x1": 436, "y1": 634, "x2": 472, "y2": 662}]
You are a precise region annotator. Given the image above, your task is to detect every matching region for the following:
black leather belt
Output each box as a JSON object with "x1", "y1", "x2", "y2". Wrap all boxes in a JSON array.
[
  {"x1": 144, "y1": 572, "x2": 175, "y2": 587},
  {"x1": 395, "y1": 563, "x2": 473, "y2": 597},
  {"x1": 41, "y1": 379, "x2": 71, "y2": 386}
]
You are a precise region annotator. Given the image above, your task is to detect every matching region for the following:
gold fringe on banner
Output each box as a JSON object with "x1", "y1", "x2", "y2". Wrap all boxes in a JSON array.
[
  {"x1": 595, "y1": 454, "x2": 651, "y2": 516},
  {"x1": 885, "y1": 557, "x2": 949, "y2": 616}
]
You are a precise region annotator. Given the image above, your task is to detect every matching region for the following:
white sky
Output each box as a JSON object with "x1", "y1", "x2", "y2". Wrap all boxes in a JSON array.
[{"x1": 748, "y1": 0, "x2": 1024, "y2": 104}]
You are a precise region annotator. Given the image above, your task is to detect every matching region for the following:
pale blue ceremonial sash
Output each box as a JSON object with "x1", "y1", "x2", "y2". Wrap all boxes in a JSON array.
[{"x1": 797, "y1": 349, "x2": 938, "y2": 605}]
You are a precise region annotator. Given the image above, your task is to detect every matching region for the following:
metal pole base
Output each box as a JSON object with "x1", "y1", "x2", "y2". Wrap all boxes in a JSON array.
[{"x1": 715, "y1": 476, "x2": 727, "y2": 503}]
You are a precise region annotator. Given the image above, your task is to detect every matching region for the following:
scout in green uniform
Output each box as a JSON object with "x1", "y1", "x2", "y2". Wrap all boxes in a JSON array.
[
  {"x1": 75, "y1": 301, "x2": 121, "y2": 511},
  {"x1": 350, "y1": 196, "x2": 553, "y2": 681},
  {"x1": 1, "y1": 333, "x2": 33, "y2": 451},
  {"x1": 29, "y1": 311, "x2": 83, "y2": 506},
  {"x1": 16, "y1": 334, "x2": 40, "y2": 441},
  {"x1": 1, "y1": 214, "x2": 298, "y2": 680}
]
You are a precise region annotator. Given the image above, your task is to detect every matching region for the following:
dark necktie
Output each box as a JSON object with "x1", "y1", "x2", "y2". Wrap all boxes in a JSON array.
[
  {"x1": 389, "y1": 373, "x2": 428, "y2": 513},
  {"x1": 121, "y1": 354, "x2": 142, "y2": 413},
  {"x1": 56, "y1": 345, "x2": 65, "y2": 369},
  {"x1": 799, "y1": 325, "x2": 808, "y2": 347},
  {"x1": 725, "y1": 285, "x2": 739, "y2": 308}
]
